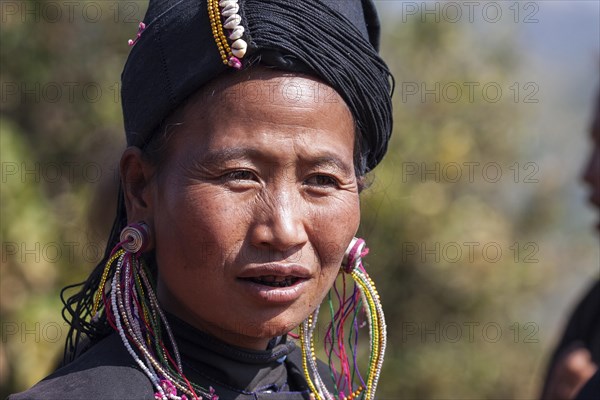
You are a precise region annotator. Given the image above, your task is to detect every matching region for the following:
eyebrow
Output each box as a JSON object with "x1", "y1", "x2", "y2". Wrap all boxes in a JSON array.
[
  {"x1": 193, "y1": 147, "x2": 354, "y2": 176},
  {"x1": 309, "y1": 155, "x2": 354, "y2": 176},
  {"x1": 195, "y1": 147, "x2": 259, "y2": 166}
]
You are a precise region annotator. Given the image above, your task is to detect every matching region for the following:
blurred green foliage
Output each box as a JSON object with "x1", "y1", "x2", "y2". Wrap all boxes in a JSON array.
[
  {"x1": 367, "y1": 12, "x2": 543, "y2": 398},
  {"x1": 1, "y1": 1, "x2": 598, "y2": 399}
]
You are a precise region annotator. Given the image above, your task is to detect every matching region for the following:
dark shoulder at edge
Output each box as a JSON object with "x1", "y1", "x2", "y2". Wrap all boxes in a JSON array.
[{"x1": 7, "y1": 334, "x2": 154, "y2": 400}]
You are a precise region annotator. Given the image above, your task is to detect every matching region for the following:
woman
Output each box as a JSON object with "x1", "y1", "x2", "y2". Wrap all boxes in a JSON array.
[
  {"x1": 10, "y1": 0, "x2": 393, "y2": 399},
  {"x1": 540, "y1": 90, "x2": 600, "y2": 400}
]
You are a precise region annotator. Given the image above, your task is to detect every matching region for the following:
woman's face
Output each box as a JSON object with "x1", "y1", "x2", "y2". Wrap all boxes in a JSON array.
[{"x1": 122, "y1": 69, "x2": 360, "y2": 349}]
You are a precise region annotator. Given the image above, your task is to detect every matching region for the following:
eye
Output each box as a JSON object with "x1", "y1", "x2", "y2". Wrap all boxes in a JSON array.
[
  {"x1": 305, "y1": 174, "x2": 339, "y2": 188},
  {"x1": 221, "y1": 170, "x2": 258, "y2": 182}
]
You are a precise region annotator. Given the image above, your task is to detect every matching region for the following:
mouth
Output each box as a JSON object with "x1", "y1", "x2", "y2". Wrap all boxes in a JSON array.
[
  {"x1": 237, "y1": 264, "x2": 312, "y2": 303},
  {"x1": 243, "y1": 275, "x2": 303, "y2": 288}
]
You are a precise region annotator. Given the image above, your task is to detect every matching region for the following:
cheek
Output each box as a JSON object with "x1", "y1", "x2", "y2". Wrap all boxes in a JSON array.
[
  {"x1": 310, "y1": 194, "x2": 360, "y2": 284},
  {"x1": 153, "y1": 183, "x2": 253, "y2": 272}
]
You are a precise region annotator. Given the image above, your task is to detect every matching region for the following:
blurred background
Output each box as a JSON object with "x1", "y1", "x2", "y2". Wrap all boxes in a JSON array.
[{"x1": 1, "y1": 0, "x2": 599, "y2": 398}]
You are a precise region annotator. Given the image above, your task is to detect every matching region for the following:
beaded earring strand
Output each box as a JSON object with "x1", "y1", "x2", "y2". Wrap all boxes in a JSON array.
[
  {"x1": 299, "y1": 238, "x2": 387, "y2": 400},
  {"x1": 92, "y1": 223, "x2": 219, "y2": 400}
]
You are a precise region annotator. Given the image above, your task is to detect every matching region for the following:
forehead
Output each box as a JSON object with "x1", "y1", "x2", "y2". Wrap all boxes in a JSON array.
[
  {"x1": 186, "y1": 68, "x2": 351, "y2": 116},
  {"x1": 165, "y1": 69, "x2": 356, "y2": 164}
]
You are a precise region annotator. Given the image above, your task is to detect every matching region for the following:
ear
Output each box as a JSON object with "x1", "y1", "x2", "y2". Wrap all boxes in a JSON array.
[{"x1": 120, "y1": 147, "x2": 156, "y2": 225}]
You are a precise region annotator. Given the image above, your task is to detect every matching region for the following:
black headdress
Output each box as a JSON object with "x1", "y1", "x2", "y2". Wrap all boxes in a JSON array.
[{"x1": 121, "y1": 0, "x2": 393, "y2": 174}]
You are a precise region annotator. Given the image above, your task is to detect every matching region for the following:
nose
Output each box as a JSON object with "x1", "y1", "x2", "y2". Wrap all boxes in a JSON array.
[{"x1": 249, "y1": 188, "x2": 309, "y2": 253}]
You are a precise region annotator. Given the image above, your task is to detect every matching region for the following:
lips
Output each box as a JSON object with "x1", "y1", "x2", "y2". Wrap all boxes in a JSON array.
[{"x1": 237, "y1": 264, "x2": 312, "y2": 302}]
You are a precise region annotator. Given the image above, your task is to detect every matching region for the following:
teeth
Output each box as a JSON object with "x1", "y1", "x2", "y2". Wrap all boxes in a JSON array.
[
  {"x1": 248, "y1": 276, "x2": 298, "y2": 287},
  {"x1": 261, "y1": 275, "x2": 287, "y2": 283}
]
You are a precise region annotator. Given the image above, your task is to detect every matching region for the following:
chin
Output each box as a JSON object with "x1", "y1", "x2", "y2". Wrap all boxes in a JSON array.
[
  {"x1": 237, "y1": 310, "x2": 308, "y2": 341},
  {"x1": 257, "y1": 318, "x2": 303, "y2": 338}
]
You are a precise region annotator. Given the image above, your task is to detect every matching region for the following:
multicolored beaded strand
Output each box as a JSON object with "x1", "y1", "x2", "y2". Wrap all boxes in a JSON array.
[{"x1": 299, "y1": 238, "x2": 386, "y2": 400}]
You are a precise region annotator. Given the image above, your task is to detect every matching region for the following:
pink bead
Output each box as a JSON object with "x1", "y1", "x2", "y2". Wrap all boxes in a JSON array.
[
  {"x1": 228, "y1": 56, "x2": 242, "y2": 70},
  {"x1": 127, "y1": 21, "x2": 146, "y2": 47},
  {"x1": 160, "y1": 379, "x2": 176, "y2": 396}
]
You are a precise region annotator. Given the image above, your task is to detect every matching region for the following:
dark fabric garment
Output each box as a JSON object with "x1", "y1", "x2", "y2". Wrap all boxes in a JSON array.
[
  {"x1": 553, "y1": 281, "x2": 600, "y2": 364},
  {"x1": 575, "y1": 369, "x2": 600, "y2": 400},
  {"x1": 9, "y1": 315, "x2": 335, "y2": 400},
  {"x1": 541, "y1": 281, "x2": 600, "y2": 398}
]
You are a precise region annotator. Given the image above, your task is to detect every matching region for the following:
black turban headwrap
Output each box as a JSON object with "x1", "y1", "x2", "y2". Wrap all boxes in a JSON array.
[{"x1": 121, "y1": 0, "x2": 393, "y2": 174}]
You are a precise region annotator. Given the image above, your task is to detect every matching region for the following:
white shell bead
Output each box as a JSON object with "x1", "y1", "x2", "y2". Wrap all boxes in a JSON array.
[
  {"x1": 221, "y1": 3, "x2": 239, "y2": 17},
  {"x1": 231, "y1": 39, "x2": 247, "y2": 58},
  {"x1": 223, "y1": 14, "x2": 241, "y2": 29},
  {"x1": 219, "y1": 0, "x2": 237, "y2": 6},
  {"x1": 228, "y1": 25, "x2": 245, "y2": 40}
]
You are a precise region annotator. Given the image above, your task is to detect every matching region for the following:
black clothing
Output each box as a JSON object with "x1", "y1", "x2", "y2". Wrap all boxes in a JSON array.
[
  {"x1": 575, "y1": 369, "x2": 600, "y2": 399},
  {"x1": 9, "y1": 315, "x2": 333, "y2": 399},
  {"x1": 551, "y1": 282, "x2": 600, "y2": 364},
  {"x1": 542, "y1": 281, "x2": 600, "y2": 398}
]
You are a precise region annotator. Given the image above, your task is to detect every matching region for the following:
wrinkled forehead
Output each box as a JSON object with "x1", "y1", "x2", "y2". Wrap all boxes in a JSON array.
[
  {"x1": 182, "y1": 68, "x2": 350, "y2": 115},
  {"x1": 154, "y1": 69, "x2": 357, "y2": 175}
]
